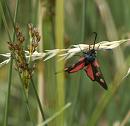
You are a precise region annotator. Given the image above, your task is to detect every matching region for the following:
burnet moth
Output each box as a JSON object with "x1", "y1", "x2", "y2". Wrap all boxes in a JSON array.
[{"x1": 65, "y1": 32, "x2": 108, "y2": 90}]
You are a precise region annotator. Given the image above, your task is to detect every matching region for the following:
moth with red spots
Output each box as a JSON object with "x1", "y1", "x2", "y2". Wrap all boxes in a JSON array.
[{"x1": 65, "y1": 32, "x2": 108, "y2": 90}]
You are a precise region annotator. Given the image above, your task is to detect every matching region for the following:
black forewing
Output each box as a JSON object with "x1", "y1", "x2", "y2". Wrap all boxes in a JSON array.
[{"x1": 90, "y1": 60, "x2": 108, "y2": 90}]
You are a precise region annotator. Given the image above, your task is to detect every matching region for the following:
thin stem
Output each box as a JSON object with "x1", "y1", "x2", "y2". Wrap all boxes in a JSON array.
[
  {"x1": 55, "y1": 0, "x2": 65, "y2": 125},
  {"x1": 37, "y1": 0, "x2": 46, "y2": 124},
  {"x1": 0, "y1": 0, "x2": 17, "y2": 125},
  {"x1": 0, "y1": 1, "x2": 11, "y2": 41},
  {"x1": 20, "y1": 77, "x2": 35, "y2": 126},
  {"x1": 31, "y1": 79, "x2": 46, "y2": 121},
  {"x1": 3, "y1": 57, "x2": 13, "y2": 126},
  {"x1": 4, "y1": 0, "x2": 17, "y2": 31},
  {"x1": 37, "y1": 103, "x2": 71, "y2": 126}
]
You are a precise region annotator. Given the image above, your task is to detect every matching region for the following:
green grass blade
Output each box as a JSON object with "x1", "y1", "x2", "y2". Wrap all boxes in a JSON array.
[
  {"x1": 0, "y1": 1, "x2": 11, "y2": 41},
  {"x1": 55, "y1": 0, "x2": 65, "y2": 125},
  {"x1": 0, "y1": 0, "x2": 19, "y2": 125},
  {"x1": 30, "y1": 79, "x2": 46, "y2": 122},
  {"x1": 37, "y1": 103, "x2": 71, "y2": 126}
]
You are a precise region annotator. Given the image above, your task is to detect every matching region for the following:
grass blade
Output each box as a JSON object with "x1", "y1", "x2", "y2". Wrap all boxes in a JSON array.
[
  {"x1": 0, "y1": 0, "x2": 19, "y2": 125},
  {"x1": 37, "y1": 103, "x2": 71, "y2": 126},
  {"x1": 55, "y1": 0, "x2": 65, "y2": 125}
]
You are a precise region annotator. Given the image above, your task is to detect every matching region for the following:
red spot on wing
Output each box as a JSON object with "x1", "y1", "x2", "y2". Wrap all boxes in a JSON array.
[
  {"x1": 85, "y1": 64, "x2": 94, "y2": 80},
  {"x1": 92, "y1": 60, "x2": 108, "y2": 90}
]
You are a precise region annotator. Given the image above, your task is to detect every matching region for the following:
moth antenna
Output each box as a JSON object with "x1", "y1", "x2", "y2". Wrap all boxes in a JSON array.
[
  {"x1": 97, "y1": 43, "x2": 101, "y2": 51},
  {"x1": 89, "y1": 43, "x2": 90, "y2": 51},
  {"x1": 93, "y1": 32, "x2": 97, "y2": 49},
  {"x1": 78, "y1": 44, "x2": 86, "y2": 55}
]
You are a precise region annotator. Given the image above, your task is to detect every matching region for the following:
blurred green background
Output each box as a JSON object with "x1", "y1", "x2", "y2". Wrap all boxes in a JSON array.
[{"x1": 0, "y1": 0, "x2": 130, "y2": 126}]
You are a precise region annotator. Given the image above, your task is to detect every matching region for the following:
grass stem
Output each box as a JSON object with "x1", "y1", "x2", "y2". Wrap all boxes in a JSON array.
[
  {"x1": 55, "y1": 0, "x2": 65, "y2": 125},
  {"x1": 0, "y1": 0, "x2": 19, "y2": 125}
]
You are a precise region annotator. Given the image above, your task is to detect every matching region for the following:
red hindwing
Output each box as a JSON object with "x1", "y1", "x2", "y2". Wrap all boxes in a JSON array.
[{"x1": 85, "y1": 64, "x2": 94, "y2": 80}]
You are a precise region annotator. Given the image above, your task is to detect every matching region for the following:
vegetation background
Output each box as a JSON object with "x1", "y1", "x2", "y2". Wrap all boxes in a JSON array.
[{"x1": 0, "y1": 0, "x2": 130, "y2": 126}]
